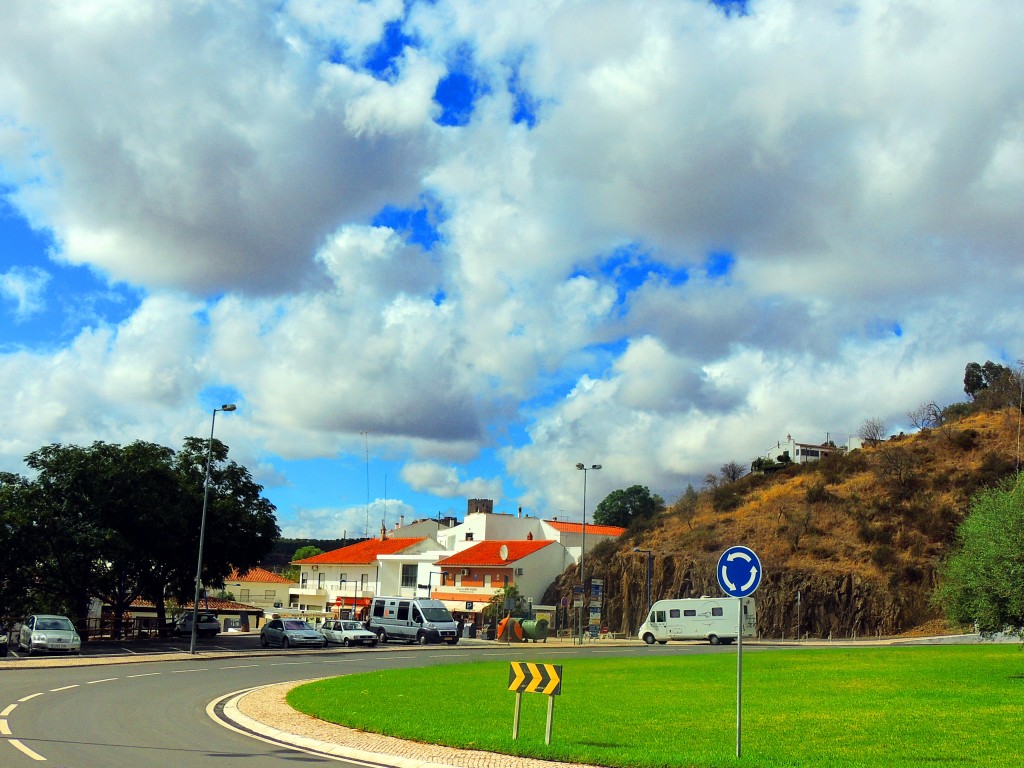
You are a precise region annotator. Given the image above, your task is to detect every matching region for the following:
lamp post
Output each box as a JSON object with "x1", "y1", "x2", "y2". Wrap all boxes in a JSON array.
[
  {"x1": 189, "y1": 403, "x2": 236, "y2": 655},
  {"x1": 575, "y1": 462, "x2": 601, "y2": 642},
  {"x1": 633, "y1": 547, "x2": 653, "y2": 618}
]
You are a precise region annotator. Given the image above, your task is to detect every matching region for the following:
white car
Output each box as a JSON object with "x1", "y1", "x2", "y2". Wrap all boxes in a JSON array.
[
  {"x1": 319, "y1": 620, "x2": 379, "y2": 647},
  {"x1": 174, "y1": 613, "x2": 221, "y2": 638},
  {"x1": 18, "y1": 615, "x2": 81, "y2": 655}
]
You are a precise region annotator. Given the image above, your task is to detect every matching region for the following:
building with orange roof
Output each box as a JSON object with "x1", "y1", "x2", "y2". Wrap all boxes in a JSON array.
[
  {"x1": 225, "y1": 567, "x2": 295, "y2": 617},
  {"x1": 291, "y1": 536, "x2": 438, "y2": 619},
  {"x1": 431, "y1": 539, "x2": 570, "y2": 617}
]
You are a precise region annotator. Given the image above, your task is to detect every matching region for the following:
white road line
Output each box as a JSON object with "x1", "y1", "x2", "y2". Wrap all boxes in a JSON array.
[
  {"x1": 49, "y1": 685, "x2": 80, "y2": 692},
  {"x1": 18, "y1": 693, "x2": 44, "y2": 702},
  {"x1": 170, "y1": 668, "x2": 208, "y2": 674},
  {"x1": 86, "y1": 678, "x2": 118, "y2": 685},
  {"x1": 127, "y1": 672, "x2": 162, "y2": 678},
  {"x1": 220, "y1": 664, "x2": 259, "y2": 670},
  {"x1": 1, "y1": 704, "x2": 17, "y2": 717},
  {"x1": 8, "y1": 738, "x2": 46, "y2": 761}
]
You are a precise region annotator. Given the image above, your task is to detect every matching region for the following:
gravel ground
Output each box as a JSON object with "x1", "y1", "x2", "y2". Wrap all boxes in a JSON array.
[{"x1": 235, "y1": 680, "x2": 602, "y2": 768}]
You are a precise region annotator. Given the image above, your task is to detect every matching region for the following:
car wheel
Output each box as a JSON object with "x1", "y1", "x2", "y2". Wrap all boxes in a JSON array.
[
  {"x1": 342, "y1": 638, "x2": 351, "y2": 647},
  {"x1": 260, "y1": 633, "x2": 268, "y2": 648},
  {"x1": 642, "y1": 633, "x2": 655, "y2": 645},
  {"x1": 417, "y1": 632, "x2": 429, "y2": 645},
  {"x1": 658, "y1": 640, "x2": 667, "y2": 645},
  {"x1": 378, "y1": 629, "x2": 388, "y2": 644},
  {"x1": 708, "y1": 634, "x2": 720, "y2": 645},
  {"x1": 282, "y1": 637, "x2": 290, "y2": 649}
]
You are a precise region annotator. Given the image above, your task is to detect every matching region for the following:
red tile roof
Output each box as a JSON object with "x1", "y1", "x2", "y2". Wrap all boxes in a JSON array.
[
  {"x1": 545, "y1": 520, "x2": 626, "y2": 537},
  {"x1": 227, "y1": 566, "x2": 293, "y2": 585},
  {"x1": 293, "y1": 537, "x2": 427, "y2": 565},
  {"x1": 437, "y1": 540, "x2": 554, "y2": 566}
]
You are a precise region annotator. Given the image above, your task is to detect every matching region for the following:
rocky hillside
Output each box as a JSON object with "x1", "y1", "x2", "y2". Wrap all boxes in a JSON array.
[{"x1": 545, "y1": 408, "x2": 1022, "y2": 638}]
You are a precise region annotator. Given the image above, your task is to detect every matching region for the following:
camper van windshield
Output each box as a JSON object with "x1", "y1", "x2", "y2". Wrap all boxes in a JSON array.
[{"x1": 421, "y1": 607, "x2": 452, "y2": 622}]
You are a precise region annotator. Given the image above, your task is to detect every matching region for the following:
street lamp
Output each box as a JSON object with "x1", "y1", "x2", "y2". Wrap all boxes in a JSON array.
[
  {"x1": 633, "y1": 547, "x2": 653, "y2": 619},
  {"x1": 190, "y1": 403, "x2": 236, "y2": 655},
  {"x1": 575, "y1": 462, "x2": 601, "y2": 641}
]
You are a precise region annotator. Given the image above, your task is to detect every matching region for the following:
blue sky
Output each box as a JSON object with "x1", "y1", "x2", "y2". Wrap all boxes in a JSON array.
[{"x1": 2, "y1": 1, "x2": 1023, "y2": 538}]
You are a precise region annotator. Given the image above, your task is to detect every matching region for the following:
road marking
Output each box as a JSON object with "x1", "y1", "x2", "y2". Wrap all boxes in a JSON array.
[
  {"x1": 270, "y1": 661, "x2": 312, "y2": 666},
  {"x1": 0, "y1": 718, "x2": 11, "y2": 735},
  {"x1": 8, "y1": 739, "x2": 46, "y2": 761},
  {"x1": 49, "y1": 685, "x2": 79, "y2": 692},
  {"x1": 119, "y1": 646, "x2": 140, "y2": 655},
  {"x1": 170, "y1": 668, "x2": 208, "y2": 674},
  {"x1": 1, "y1": 704, "x2": 16, "y2": 717},
  {"x1": 220, "y1": 664, "x2": 259, "y2": 670},
  {"x1": 18, "y1": 693, "x2": 44, "y2": 702},
  {"x1": 85, "y1": 678, "x2": 118, "y2": 685},
  {"x1": 127, "y1": 672, "x2": 162, "y2": 678}
]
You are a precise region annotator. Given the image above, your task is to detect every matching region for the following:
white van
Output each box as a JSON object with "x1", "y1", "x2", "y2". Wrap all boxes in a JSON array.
[
  {"x1": 638, "y1": 597, "x2": 756, "y2": 645},
  {"x1": 367, "y1": 596, "x2": 460, "y2": 645}
]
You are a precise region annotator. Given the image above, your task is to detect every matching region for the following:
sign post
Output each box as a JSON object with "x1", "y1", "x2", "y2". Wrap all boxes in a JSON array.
[
  {"x1": 717, "y1": 545, "x2": 762, "y2": 759},
  {"x1": 508, "y1": 662, "x2": 562, "y2": 745}
]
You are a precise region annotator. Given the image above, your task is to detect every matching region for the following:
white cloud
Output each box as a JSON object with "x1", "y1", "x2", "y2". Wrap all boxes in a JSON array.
[
  {"x1": 1, "y1": 1, "x2": 1023, "y2": 535},
  {"x1": 401, "y1": 461, "x2": 502, "y2": 500},
  {"x1": 0, "y1": 266, "x2": 49, "y2": 321}
]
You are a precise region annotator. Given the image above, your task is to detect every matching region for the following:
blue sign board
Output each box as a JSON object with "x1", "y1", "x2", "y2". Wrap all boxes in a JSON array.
[{"x1": 717, "y1": 546, "x2": 762, "y2": 598}]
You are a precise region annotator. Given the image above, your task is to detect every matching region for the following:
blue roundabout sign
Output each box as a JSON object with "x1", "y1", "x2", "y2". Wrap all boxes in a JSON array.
[{"x1": 717, "y1": 545, "x2": 762, "y2": 598}]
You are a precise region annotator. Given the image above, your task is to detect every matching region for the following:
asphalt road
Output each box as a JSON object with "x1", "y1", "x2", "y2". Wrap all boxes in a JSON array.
[{"x1": 0, "y1": 640, "x2": 716, "y2": 767}]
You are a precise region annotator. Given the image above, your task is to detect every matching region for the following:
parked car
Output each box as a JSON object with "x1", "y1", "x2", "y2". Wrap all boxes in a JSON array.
[
  {"x1": 18, "y1": 615, "x2": 82, "y2": 655},
  {"x1": 173, "y1": 613, "x2": 221, "y2": 638},
  {"x1": 260, "y1": 618, "x2": 327, "y2": 649},
  {"x1": 0, "y1": 630, "x2": 8, "y2": 657},
  {"x1": 319, "y1": 619, "x2": 378, "y2": 647}
]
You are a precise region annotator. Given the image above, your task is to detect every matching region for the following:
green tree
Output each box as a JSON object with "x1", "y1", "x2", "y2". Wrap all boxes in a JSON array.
[
  {"x1": 934, "y1": 478, "x2": 1024, "y2": 633},
  {"x1": 0, "y1": 472, "x2": 40, "y2": 629},
  {"x1": 593, "y1": 485, "x2": 665, "y2": 527},
  {"x1": 14, "y1": 437, "x2": 279, "y2": 637},
  {"x1": 283, "y1": 546, "x2": 323, "y2": 581},
  {"x1": 483, "y1": 584, "x2": 527, "y2": 623}
]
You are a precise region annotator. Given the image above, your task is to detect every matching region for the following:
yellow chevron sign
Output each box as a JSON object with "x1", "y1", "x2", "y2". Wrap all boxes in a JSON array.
[{"x1": 508, "y1": 662, "x2": 562, "y2": 695}]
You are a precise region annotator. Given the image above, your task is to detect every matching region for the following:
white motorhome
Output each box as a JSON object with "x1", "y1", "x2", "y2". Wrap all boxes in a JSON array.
[
  {"x1": 638, "y1": 597, "x2": 756, "y2": 645},
  {"x1": 367, "y1": 596, "x2": 460, "y2": 645}
]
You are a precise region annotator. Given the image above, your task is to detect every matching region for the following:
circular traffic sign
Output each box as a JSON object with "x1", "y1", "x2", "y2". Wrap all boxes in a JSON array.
[
  {"x1": 335, "y1": 596, "x2": 343, "y2": 606},
  {"x1": 717, "y1": 545, "x2": 762, "y2": 597}
]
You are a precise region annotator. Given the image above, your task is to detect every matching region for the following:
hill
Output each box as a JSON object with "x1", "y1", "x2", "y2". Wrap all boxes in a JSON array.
[{"x1": 561, "y1": 408, "x2": 1022, "y2": 638}]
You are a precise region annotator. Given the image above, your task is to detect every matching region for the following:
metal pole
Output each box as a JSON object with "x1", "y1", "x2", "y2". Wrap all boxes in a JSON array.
[
  {"x1": 190, "y1": 405, "x2": 233, "y2": 655},
  {"x1": 513, "y1": 692, "x2": 522, "y2": 739},
  {"x1": 736, "y1": 597, "x2": 743, "y2": 758},
  {"x1": 545, "y1": 695, "x2": 555, "y2": 745},
  {"x1": 580, "y1": 469, "x2": 587, "y2": 644},
  {"x1": 646, "y1": 550, "x2": 653, "y2": 615}
]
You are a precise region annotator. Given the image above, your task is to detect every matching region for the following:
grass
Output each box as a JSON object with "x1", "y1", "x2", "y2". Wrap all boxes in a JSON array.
[{"x1": 286, "y1": 645, "x2": 1024, "y2": 768}]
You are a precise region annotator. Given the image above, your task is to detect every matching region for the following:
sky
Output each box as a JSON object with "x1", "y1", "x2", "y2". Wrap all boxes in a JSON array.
[{"x1": 1, "y1": 0, "x2": 1023, "y2": 540}]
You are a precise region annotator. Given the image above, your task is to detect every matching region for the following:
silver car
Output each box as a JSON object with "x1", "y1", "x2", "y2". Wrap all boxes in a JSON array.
[
  {"x1": 19, "y1": 615, "x2": 81, "y2": 655},
  {"x1": 259, "y1": 618, "x2": 327, "y2": 649}
]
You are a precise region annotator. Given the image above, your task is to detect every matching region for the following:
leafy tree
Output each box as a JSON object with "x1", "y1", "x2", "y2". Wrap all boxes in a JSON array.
[
  {"x1": 675, "y1": 484, "x2": 699, "y2": 530},
  {"x1": 934, "y1": 478, "x2": 1024, "y2": 633},
  {"x1": 13, "y1": 437, "x2": 278, "y2": 637},
  {"x1": 293, "y1": 546, "x2": 323, "y2": 562},
  {"x1": 593, "y1": 485, "x2": 665, "y2": 527},
  {"x1": 483, "y1": 584, "x2": 527, "y2": 623},
  {"x1": 0, "y1": 472, "x2": 40, "y2": 629}
]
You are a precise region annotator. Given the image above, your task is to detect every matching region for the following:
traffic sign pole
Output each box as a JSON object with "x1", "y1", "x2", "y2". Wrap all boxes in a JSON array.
[
  {"x1": 717, "y1": 546, "x2": 762, "y2": 761},
  {"x1": 737, "y1": 597, "x2": 743, "y2": 758}
]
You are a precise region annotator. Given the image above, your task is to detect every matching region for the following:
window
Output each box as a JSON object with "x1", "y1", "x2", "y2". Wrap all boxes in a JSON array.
[
  {"x1": 372, "y1": 601, "x2": 385, "y2": 618},
  {"x1": 484, "y1": 574, "x2": 492, "y2": 588},
  {"x1": 401, "y1": 564, "x2": 417, "y2": 588},
  {"x1": 712, "y1": 607, "x2": 724, "y2": 616},
  {"x1": 318, "y1": 572, "x2": 325, "y2": 589},
  {"x1": 465, "y1": 532, "x2": 474, "y2": 541},
  {"x1": 683, "y1": 609, "x2": 696, "y2": 617},
  {"x1": 654, "y1": 611, "x2": 666, "y2": 623},
  {"x1": 397, "y1": 601, "x2": 410, "y2": 621},
  {"x1": 264, "y1": 590, "x2": 274, "y2": 600},
  {"x1": 300, "y1": 573, "x2": 308, "y2": 588},
  {"x1": 361, "y1": 574, "x2": 368, "y2": 590},
  {"x1": 669, "y1": 609, "x2": 681, "y2": 618},
  {"x1": 239, "y1": 589, "x2": 251, "y2": 601}
]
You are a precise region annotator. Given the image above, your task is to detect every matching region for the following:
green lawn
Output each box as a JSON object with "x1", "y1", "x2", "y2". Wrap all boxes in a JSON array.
[{"x1": 287, "y1": 645, "x2": 1024, "y2": 768}]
